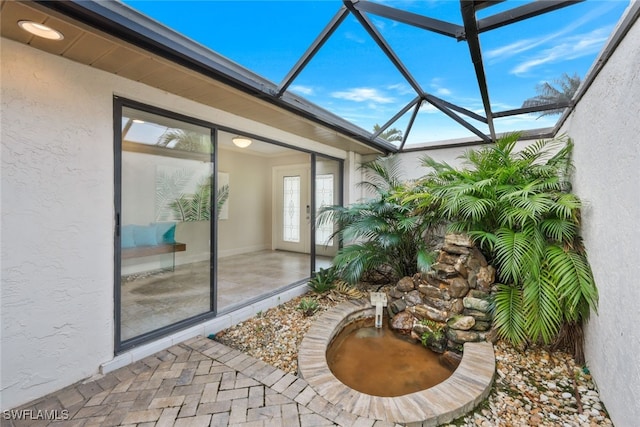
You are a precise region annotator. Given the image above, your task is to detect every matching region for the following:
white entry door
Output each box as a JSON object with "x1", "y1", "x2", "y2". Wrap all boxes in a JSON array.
[{"x1": 273, "y1": 166, "x2": 311, "y2": 253}]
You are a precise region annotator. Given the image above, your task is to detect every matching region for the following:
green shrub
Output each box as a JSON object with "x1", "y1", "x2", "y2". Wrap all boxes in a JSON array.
[
  {"x1": 411, "y1": 133, "x2": 597, "y2": 361},
  {"x1": 317, "y1": 156, "x2": 440, "y2": 284},
  {"x1": 307, "y1": 267, "x2": 338, "y2": 293},
  {"x1": 297, "y1": 297, "x2": 319, "y2": 317}
]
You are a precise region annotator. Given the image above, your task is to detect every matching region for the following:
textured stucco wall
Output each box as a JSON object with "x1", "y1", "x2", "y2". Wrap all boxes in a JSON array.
[
  {"x1": 0, "y1": 37, "x2": 347, "y2": 410},
  {"x1": 558, "y1": 11, "x2": 640, "y2": 426}
]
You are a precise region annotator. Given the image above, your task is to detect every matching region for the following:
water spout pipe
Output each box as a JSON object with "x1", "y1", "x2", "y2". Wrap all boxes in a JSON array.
[
  {"x1": 375, "y1": 302, "x2": 384, "y2": 328},
  {"x1": 369, "y1": 292, "x2": 388, "y2": 329}
]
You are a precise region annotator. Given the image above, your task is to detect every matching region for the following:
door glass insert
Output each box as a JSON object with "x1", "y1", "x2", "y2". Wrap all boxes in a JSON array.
[{"x1": 283, "y1": 175, "x2": 301, "y2": 243}]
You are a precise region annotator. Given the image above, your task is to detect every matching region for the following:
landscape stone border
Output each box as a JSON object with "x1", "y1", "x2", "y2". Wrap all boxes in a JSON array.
[{"x1": 298, "y1": 299, "x2": 496, "y2": 426}]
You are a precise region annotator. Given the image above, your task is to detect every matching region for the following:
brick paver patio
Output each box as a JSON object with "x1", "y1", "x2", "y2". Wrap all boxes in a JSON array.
[{"x1": 3, "y1": 337, "x2": 400, "y2": 427}]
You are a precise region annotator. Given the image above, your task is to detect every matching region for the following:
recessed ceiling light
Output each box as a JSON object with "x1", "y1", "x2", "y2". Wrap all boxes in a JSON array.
[
  {"x1": 17, "y1": 20, "x2": 64, "y2": 40},
  {"x1": 132, "y1": 119, "x2": 145, "y2": 124}
]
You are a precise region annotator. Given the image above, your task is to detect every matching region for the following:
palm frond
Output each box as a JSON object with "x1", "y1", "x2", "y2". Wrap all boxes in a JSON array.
[
  {"x1": 545, "y1": 245, "x2": 598, "y2": 321},
  {"x1": 492, "y1": 284, "x2": 527, "y2": 344},
  {"x1": 522, "y1": 271, "x2": 562, "y2": 343}
]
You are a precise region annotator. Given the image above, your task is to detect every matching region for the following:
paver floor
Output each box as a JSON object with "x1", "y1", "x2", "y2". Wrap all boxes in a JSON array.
[{"x1": 3, "y1": 337, "x2": 400, "y2": 427}]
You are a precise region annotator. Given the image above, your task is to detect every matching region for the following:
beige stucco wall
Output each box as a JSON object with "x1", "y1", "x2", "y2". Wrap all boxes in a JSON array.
[{"x1": 0, "y1": 37, "x2": 348, "y2": 410}]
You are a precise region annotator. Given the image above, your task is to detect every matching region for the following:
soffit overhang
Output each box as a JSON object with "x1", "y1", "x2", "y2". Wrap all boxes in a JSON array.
[{"x1": 0, "y1": 0, "x2": 392, "y2": 156}]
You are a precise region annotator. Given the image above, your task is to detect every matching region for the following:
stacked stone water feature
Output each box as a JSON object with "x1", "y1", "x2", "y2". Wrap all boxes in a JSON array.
[{"x1": 387, "y1": 234, "x2": 497, "y2": 359}]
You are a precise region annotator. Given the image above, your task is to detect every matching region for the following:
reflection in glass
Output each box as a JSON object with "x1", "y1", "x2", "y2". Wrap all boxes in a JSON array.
[{"x1": 119, "y1": 107, "x2": 212, "y2": 343}]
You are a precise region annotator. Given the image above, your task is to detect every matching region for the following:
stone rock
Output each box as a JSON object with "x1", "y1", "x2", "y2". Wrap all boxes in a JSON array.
[
  {"x1": 389, "y1": 299, "x2": 407, "y2": 315},
  {"x1": 446, "y1": 328, "x2": 484, "y2": 343},
  {"x1": 463, "y1": 296, "x2": 491, "y2": 312},
  {"x1": 388, "y1": 287, "x2": 404, "y2": 299},
  {"x1": 424, "y1": 271, "x2": 446, "y2": 288},
  {"x1": 411, "y1": 304, "x2": 448, "y2": 323},
  {"x1": 450, "y1": 298, "x2": 465, "y2": 315},
  {"x1": 448, "y1": 277, "x2": 470, "y2": 298},
  {"x1": 467, "y1": 270, "x2": 477, "y2": 288},
  {"x1": 454, "y1": 257, "x2": 468, "y2": 278},
  {"x1": 418, "y1": 284, "x2": 442, "y2": 299},
  {"x1": 476, "y1": 266, "x2": 496, "y2": 291},
  {"x1": 441, "y1": 243, "x2": 470, "y2": 255},
  {"x1": 437, "y1": 251, "x2": 460, "y2": 266},
  {"x1": 472, "y1": 320, "x2": 491, "y2": 331},
  {"x1": 463, "y1": 308, "x2": 492, "y2": 322},
  {"x1": 390, "y1": 311, "x2": 414, "y2": 333},
  {"x1": 448, "y1": 315, "x2": 476, "y2": 331},
  {"x1": 423, "y1": 296, "x2": 451, "y2": 312},
  {"x1": 468, "y1": 247, "x2": 488, "y2": 268},
  {"x1": 444, "y1": 233, "x2": 475, "y2": 248},
  {"x1": 467, "y1": 289, "x2": 490, "y2": 299},
  {"x1": 441, "y1": 289, "x2": 451, "y2": 301},
  {"x1": 396, "y1": 276, "x2": 415, "y2": 292},
  {"x1": 432, "y1": 263, "x2": 458, "y2": 279},
  {"x1": 404, "y1": 290, "x2": 423, "y2": 306},
  {"x1": 440, "y1": 351, "x2": 462, "y2": 370}
]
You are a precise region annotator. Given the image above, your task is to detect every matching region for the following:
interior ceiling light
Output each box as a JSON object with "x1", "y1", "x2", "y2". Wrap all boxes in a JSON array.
[
  {"x1": 18, "y1": 20, "x2": 64, "y2": 40},
  {"x1": 232, "y1": 136, "x2": 252, "y2": 148},
  {"x1": 132, "y1": 119, "x2": 145, "y2": 124}
]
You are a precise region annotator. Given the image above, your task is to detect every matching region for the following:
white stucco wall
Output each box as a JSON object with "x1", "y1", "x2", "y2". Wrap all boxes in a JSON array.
[
  {"x1": 0, "y1": 37, "x2": 348, "y2": 410},
  {"x1": 558, "y1": 11, "x2": 640, "y2": 426}
]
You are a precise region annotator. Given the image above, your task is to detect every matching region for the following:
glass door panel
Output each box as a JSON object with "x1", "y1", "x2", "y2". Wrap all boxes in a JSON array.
[
  {"x1": 118, "y1": 106, "x2": 213, "y2": 344},
  {"x1": 314, "y1": 156, "x2": 342, "y2": 269},
  {"x1": 273, "y1": 166, "x2": 310, "y2": 254}
]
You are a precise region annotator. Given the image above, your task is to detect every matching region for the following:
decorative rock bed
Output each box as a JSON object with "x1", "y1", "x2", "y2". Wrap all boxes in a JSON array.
[{"x1": 298, "y1": 299, "x2": 496, "y2": 425}]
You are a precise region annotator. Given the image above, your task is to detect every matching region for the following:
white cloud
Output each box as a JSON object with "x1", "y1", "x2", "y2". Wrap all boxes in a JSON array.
[
  {"x1": 429, "y1": 78, "x2": 453, "y2": 97},
  {"x1": 344, "y1": 32, "x2": 366, "y2": 44},
  {"x1": 386, "y1": 83, "x2": 415, "y2": 96},
  {"x1": 288, "y1": 85, "x2": 315, "y2": 96},
  {"x1": 330, "y1": 87, "x2": 395, "y2": 103},
  {"x1": 511, "y1": 28, "x2": 609, "y2": 76},
  {"x1": 485, "y1": 2, "x2": 616, "y2": 65}
]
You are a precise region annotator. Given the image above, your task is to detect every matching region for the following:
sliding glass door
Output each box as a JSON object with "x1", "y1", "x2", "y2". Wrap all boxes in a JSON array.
[{"x1": 115, "y1": 100, "x2": 214, "y2": 350}]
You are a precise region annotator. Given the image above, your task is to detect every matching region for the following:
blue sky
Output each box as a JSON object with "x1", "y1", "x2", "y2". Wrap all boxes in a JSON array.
[{"x1": 123, "y1": 0, "x2": 629, "y2": 146}]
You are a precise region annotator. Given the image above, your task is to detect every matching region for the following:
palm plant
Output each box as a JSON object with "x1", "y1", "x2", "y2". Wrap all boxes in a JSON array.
[
  {"x1": 522, "y1": 73, "x2": 581, "y2": 118},
  {"x1": 157, "y1": 129, "x2": 212, "y2": 153},
  {"x1": 373, "y1": 124, "x2": 403, "y2": 142},
  {"x1": 411, "y1": 133, "x2": 597, "y2": 361},
  {"x1": 317, "y1": 156, "x2": 438, "y2": 284},
  {"x1": 171, "y1": 175, "x2": 229, "y2": 221}
]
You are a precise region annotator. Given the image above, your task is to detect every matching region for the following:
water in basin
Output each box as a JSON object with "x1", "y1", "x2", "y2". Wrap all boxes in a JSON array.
[{"x1": 326, "y1": 317, "x2": 455, "y2": 397}]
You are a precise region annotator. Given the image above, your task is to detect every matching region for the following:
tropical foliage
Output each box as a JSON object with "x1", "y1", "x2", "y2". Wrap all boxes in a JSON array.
[
  {"x1": 157, "y1": 129, "x2": 212, "y2": 153},
  {"x1": 307, "y1": 267, "x2": 338, "y2": 293},
  {"x1": 171, "y1": 175, "x2": 229, "y2": 221},
  {"x1": 317, "y1": 156, "x2": 439, "y2": 284},
  {"x1": 373, "y1": 124, "x2": 403, "y2": 142},
  {"x1": 522, "y1": 73, "x2": 581, "y2": 117},
  {"x1": 409, "y1": 133, "x2": 597, "y2": 356}
]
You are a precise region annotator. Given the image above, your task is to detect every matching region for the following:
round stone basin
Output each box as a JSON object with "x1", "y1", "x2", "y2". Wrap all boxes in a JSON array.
[
  {"x1": 326, "y1": 316, "x2": 456, "y2": 397},
  {"x1": 298, "y1": 299, "x2": 496, "y2": 425}
]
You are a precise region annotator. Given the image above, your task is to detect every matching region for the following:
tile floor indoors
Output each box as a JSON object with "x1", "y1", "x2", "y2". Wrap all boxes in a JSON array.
[{"x1": 120, "y1": 250, "x2": 328, "y2": 343}]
